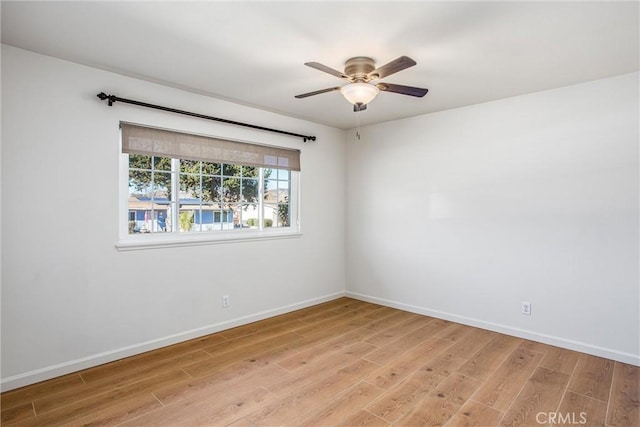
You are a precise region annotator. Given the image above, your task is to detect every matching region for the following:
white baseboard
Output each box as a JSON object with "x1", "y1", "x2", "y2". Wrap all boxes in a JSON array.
[
  {"x1": 0, "y1": 291, "x2": 346, "y2": 392},
  {"x1": 346, "y1": 291, "x2": 640, "y2": 367}
]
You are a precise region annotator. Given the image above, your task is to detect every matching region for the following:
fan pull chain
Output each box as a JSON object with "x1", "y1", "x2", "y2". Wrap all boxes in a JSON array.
[{"x1": 355, "y1": 113, "x2": 361, "y2": 140}]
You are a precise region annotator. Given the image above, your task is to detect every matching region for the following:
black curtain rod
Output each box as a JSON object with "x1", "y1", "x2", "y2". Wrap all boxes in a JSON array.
[{"x1": 96, "y1": 92, "x2": 316, "y2": 143}]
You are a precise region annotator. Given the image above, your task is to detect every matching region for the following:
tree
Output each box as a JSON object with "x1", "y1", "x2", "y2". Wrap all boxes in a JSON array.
[
  {"x1": 179, "y1": 211, "x2": 193, "y2": 232},
  {"x1": 278, "y1": 195, "x2": 290, "y2": 227},
  {"x1": 128, "y1": 155, "x2": 271, "y2": 207}
]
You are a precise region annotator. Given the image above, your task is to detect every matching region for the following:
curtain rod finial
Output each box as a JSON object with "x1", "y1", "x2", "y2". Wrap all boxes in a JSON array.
[{"x1": 97, "y1": 92, "x2": 116, "y2": 106}]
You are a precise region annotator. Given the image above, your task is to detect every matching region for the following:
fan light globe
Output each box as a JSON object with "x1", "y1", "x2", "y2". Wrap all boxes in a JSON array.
[{"x1": 340, "y1": 82, "x2": 379, "y2": 105}]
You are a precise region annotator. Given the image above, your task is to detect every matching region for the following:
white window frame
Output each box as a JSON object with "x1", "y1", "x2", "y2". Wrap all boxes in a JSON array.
[{"x1": 117, "y1": 149, "x2": 301, "y2": 252}]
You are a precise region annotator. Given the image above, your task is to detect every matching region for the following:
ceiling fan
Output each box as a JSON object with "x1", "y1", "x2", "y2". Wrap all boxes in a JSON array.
[{"x1": 295, "y1": 56, "x2": 428, "y2": 112}]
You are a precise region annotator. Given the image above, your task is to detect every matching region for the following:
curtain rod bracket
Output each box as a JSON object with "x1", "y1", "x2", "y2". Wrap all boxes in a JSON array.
[
  {"x1": 97, "y1": 92, "x2": 117, "y2": 106},
  {"x1": 96, "y1": 92, "x2": 316, "y2": 142}
]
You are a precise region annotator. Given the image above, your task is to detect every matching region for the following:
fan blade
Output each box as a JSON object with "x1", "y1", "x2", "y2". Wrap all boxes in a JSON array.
[
  {"x1": 295, "y1": 87, "x2": 342, "y2": 99},
  {"x1": 304, "y1": 62, "x2": 350, "y2": 80},
  {"x1": 377, "y1": 83, "x2": 428, "y2": 97},
  {"x1": 368, "y1": 56, "x2": 416, "y2": 80}
]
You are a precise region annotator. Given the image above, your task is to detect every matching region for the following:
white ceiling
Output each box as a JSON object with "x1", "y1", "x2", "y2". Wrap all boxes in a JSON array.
[{"x1": 2, "y1": 1, "x2": 638, "y2": 129}]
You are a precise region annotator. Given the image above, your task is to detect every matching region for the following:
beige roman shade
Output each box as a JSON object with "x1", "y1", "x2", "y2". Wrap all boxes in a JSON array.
[{"x1": 121, "y1": 123, "x2": 301, "y2": 171}]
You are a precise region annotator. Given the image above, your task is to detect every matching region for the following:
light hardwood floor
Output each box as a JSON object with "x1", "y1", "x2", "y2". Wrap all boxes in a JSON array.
[{"x1": 1, "y1": 298, "x2": 638, "y2": 426}]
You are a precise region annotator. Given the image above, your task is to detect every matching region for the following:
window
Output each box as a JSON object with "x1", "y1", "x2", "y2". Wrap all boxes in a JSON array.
[{"x1": 120, "y1": 123, "x2": 300, "y2": 248}]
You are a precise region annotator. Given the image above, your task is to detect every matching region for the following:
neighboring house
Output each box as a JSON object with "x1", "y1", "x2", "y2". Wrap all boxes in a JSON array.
[{"x1": 128, "y1": 196, "x2": 279, "y2": 233}]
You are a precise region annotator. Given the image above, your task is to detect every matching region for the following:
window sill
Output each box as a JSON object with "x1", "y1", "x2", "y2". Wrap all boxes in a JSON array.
[{"x1": 116, "y1": 229, "x2": 302, "y2": 251}]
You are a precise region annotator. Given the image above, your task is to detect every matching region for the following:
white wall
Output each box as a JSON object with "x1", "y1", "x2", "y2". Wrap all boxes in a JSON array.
[
  {"x1": 0, "y1": 45, "x2": 346, "y2": 390},
  {"x1": 346, "y1": 73, "x2": 639, "y2": 365}
]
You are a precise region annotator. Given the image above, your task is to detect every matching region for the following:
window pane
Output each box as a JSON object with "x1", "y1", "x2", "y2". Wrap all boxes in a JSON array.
[
  {"x1": 228, "y1": 203, "x2": 242, "y2": 229},
  {"x1": 180, "y1": 173, "x2": 200, "y2": 199},
  {"x1": 127, "y1": 196, "x2": 152, "y2": 235},
  {"x1": 218, "y1": 204, "x2": 234, "y2": 230},
  {"x1": 153, "y1": 173, "x2": 171, "y2": 199},
  {"x1": 277, "y1": 204, "x2": 290, "y2": 227},
  {"x1": 129, "y1": 169, "x2": 152, "y2": 195},
  {"x1": 153, "y1": 156, "x2": 171, "y2": 171},
  {"x1": 202, "y1": 175, "x2": 221, "y2": 202},
  {"x1": 263, "y1": 204, "x2": 277, "y2": 228},
  {"x1": 277, "y1": 169, "x2": 290, "y2": 180},
  {"x1": 241, "y1": 178, "x2": 259, "y2": 203},
  {"x1": 222, "y1": 164, "x2": 242, "y2": 177},
  {"x1": 264, "y1": 177, "x2": 278, "y2": 202},
  {"x1": 178, "y1": 206, "x2": 195, "y2": 232},
  {"x1": 242, "y1": 166, "x2": 259, "y2": 177},
  {"x1": 202, "y1": 161, "x2": 221, "y2": 176},
  {"x1": 243, "y1": 203, "x2": 260, "y2": 228},
  {"x1": 180, "y1": 159, "x2": 200, "y2": 173},
  {"x1": 223, "y1": 177, "x2": 241, "y2": 202},
  {"x1": 263, "y1": 203, "x2": 290, "y2": 228},
  {"x1": 129, "y1": 154, "x2": 151, "y2": 170},
  {"x1": 277, "y1": 181, "x2": 290, "y2": 203}
]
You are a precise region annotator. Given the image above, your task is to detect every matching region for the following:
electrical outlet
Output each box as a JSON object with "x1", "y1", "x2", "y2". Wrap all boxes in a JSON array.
[
  {"x1": 521, "y1": 301, "x2": 531, "y2": 315},
  {"x1": 222, "y1": 295, "x2": 230, "y2": 308}
]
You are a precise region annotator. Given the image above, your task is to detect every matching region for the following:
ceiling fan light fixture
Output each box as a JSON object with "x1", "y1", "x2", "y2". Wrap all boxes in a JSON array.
[{"x1": 340, "y1": 82, "x2": 379, "y2": 106}]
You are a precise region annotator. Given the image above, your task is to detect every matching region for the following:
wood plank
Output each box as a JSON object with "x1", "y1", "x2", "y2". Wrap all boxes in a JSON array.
[
  {"x1": 556, "y1": 391, "x2": 607, "y2": 427},
  {"x1": 266, "y1": 341, "x2": 377, "y2": 397},
  {"x1": 567, "y1": 354, "x2": 614, "y2": 402},
  {"x1": 364, "y1": 322, "x2": 444, "y2": 366},
  {"x1": 606, "y1": 362, "x2": 640, "y2": 427},
  {"x1": 79, "y1": 334, "x2": 225, "y2": 384},
  {"x1": 286, "y1": 298, "x2": 353, "y2": 322},
  {"x1": 219, "y1": 311, "x2": 309, "y2": 340},
  {"x1": 422, "y1": 329, "x2": 496, "y2": 377},
  {"x1": 207, "y1": 322, "x2": 305, "y2": 355},
  {"x1": 153, "y1": 349, "x2": 292, "y2": 406},
  {"x1": 34, "y1": 350, "x2": 211, "y2": 415},
  {"x1": 456, "y1": 334, "x2": 521, "y2": 381},
  {"x1": 366, "y1": 337, "x2": 454, "y2": 390},
  {"x1": 0, "y1": 402, "x2": 34, "y2": 424},
  {"x1": 447, "y1": 400, "x2": 504, "y2": 427},
  {"x1": 500, "y1": 367, "x2": 570, "y2": 426},
  {"x1": 13, "y1": 371, "x2": 186, "y2": 426},
  {"x1": 365, "y1": 365, "x2": 447, "y2": 422},
  {"x1": 362, "y1": 306, "x2": 399, "y2": 320},
  {"x1": 228, "y1": 359, "x2": 380, "y2": 426},
  {"x1": 286, "y1": 321, "x2": 370, "y2": 352},
  {"x1": 394, "y1": 373, "x2": 482, "y2": 427},
  {"x1": 518, "y1": 339, "x2": 550, "y2": 355},
  {"x1": 60, "y1": 394, "x2": 162, "y2": 427},
  {"x1": 364, "y1": 315, "x2": 429, "y2": 347},
  {"x1": 294, "y1": 301, "x2": 377, "y2": 329},
  {"x1": 276, "y1": 327, "x2": 374, "y2": 371},
  {"x1": 432, "y1": 322, "x2": 473, "y2": 343},
  {"x1": 185, "y1": 331, "x2": 301, "y2": 378},
  {"x1": 539, "y1": 346, "x2": 580, "y2": 375},
  {"x1": 120, "y1": 383, "x2": 280, "y2": 426},
  {"x1": 292, "y1": 309, "x2": 373, "y2": 337},
  {"x1": 299, "y1": 381, "x2": 385, "y2": 426},
  {"x1": 337, "y1": 410, "x2": 390, "y2": 427},
  {"x1": 0, "y1": 374, "x2": 84, "y2": 410},
  {"x1": 472, "y1": 347, "x2": 544, "y2": 411},
  {"x1": 360, "y1": 310, "x2": 418, "y2": 333}
]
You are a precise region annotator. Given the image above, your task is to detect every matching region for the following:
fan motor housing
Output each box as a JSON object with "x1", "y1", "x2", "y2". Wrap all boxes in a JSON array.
[{"x1": 345, "y1": 57, "x2": 376, "y2": 80}]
